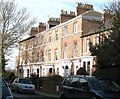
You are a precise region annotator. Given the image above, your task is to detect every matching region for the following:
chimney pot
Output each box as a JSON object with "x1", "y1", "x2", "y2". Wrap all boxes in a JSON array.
[{"x1": 76, "y1": 3, "x2": 93, "y2": 16}]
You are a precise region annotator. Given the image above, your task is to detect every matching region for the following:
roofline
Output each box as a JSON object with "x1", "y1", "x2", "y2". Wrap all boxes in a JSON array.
[
  {"x1": 18, "y1": 35, "x2": 36, "y2": 43},
  {"x1": 40, "y1": 10, "x2": 103, "y2": 34},
  {"x1": 81, "y1": 27, "x2": 112, "y2": 38}
]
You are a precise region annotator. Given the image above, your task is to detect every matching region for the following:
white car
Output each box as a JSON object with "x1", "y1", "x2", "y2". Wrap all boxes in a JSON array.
[{"x1": 11, "y1": 78, "x2": 35, "y2": 94}]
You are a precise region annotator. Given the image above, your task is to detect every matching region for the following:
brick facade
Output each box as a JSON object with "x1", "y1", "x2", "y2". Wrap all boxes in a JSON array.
[{"x1": 17, "y1": 3, "x2": 112, "y2": 77}]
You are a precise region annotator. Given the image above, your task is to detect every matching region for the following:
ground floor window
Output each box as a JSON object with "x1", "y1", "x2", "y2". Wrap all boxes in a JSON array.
[
  {"x1": 83, "y1": 61, "x2": 86, "y2": 70},
  {"x1": 57, "y1": 68, "x2": 59, "y2": 74},
  {"x1": 49, "y1": 68, "x2": 52, "y2": 73},
  {"x1": 19, "y1": 68, "x2": 22, "y2": 73},
  {"x1": 37, "y1": 68, "x2": 39, "y2": 77},
  {"x1": 83, "y1": 61, "x2": 91, "y2": 75},
  {"x1": 27, "y1": 69, "x2": 30, "y2": 77},
  {"x1": 87, "y1": 61, "x2": 90, "y2": 74},
  {"x1": 43, "y1": 68, "x2": 45, "y2": 76}
]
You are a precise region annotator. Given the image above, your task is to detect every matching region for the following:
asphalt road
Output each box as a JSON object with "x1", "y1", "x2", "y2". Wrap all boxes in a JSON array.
[{"x1": 12, "y1": 92, "x2": 59, "y2": 99}]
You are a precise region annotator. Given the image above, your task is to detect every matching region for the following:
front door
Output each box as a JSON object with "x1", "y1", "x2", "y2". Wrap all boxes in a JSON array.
[{"x1": 83, "y1": 61, "x2": 91, "y2": 75}]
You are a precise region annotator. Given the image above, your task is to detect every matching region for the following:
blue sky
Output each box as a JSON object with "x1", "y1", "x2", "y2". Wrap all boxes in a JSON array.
[{"x1": 6, "y1": 0, "x2": 112, "y2": 70}]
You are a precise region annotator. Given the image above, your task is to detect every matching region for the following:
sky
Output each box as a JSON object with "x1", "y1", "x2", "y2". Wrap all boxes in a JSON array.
[
  {"x1": 15, "y1": 0, "x2": 111, "y2": 25},
  {"x1": 6, "y1": 0, "x2": 112, "y2": 70}
]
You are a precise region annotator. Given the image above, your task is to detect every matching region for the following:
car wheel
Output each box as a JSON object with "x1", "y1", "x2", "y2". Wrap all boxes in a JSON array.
[
  {"x1": 15, "y1": 87, "x2": 19, "y2": 93},
  {"x1": 11, "y1": 86, "x2": 14, "y2": 92},
  {"x1": 17, "y1": 87, "x2": 20, "y2": 93},
  {"x1": 11, "y1": 88, "x2": 14, "y2": 92},
  {"x1": 32, "y1": 91, "x2": 35, "y2": 95}
]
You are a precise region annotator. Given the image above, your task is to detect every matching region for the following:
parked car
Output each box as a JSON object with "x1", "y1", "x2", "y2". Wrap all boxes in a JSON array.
[
  {"x1": 1, "y1": 77, "x2": 14, "y2": 99},
  {"x1": 60, "y1": 75, "x2": 120, "y2": 99},
  {"x1": 11, "y1": 78, "x2": 35, "y2": 94}
]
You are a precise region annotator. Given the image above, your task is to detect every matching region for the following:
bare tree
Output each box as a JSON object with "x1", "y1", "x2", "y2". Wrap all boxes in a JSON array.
[{"x1": 0, "y1": 0, "x2": 37, "y2": 71}]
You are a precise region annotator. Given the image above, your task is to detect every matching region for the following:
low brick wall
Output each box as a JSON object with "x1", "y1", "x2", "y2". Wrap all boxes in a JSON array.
[
  {"x1": 42, "y1": 81, "x2": 62, "y2": 95},
  {"x1": 30, "y1": 75, "x2": 63, "y2": 94}
]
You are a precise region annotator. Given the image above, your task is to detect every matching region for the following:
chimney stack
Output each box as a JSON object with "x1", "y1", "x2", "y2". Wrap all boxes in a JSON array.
[
  {"x1": 102, "y1": 9, "x2": 112, "y2": 20},
  {"x1": 48, "y1": 17, "x2": 60, "y2": 28},
  {"x1": 38, "y1": 22, "x2": 46, "y2": 33},
  {"x1": 60, "y1": 10, "x2": 76, "y2": 23},
  {"x1": 76, "y1": 3, "x2": 93, "y2": 16},
  {"x1": 102, "y1": 9, "x2": 112, "y2": 28},
  {"x1": 30, "y1": 27, "x2": 38, "y2": 36}
]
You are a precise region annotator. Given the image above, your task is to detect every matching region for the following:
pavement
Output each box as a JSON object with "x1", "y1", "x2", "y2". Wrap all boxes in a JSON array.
[{"x1": 36, "y1": 90, "x2": 60, "y2": 98}]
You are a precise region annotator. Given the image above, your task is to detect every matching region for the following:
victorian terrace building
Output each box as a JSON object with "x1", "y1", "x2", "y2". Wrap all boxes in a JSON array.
[{"x1": 17, "y1": 3, "x2": 112, "y2": 78}]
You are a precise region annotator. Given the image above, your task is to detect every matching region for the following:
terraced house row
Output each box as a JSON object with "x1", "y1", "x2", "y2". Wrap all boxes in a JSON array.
[{"x1": 16, "y1": 3, "x2": 112, "y2": 78}]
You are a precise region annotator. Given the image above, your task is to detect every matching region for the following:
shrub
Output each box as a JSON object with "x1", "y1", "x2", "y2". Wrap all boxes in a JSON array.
[
  {"x1": 49, "y1": 75, "x2": 63, "y2": 82},
  {"x1": 94, "y1": 67, "x2": 120, "y2": 83},
  {"x1": 77, "y1": 67, "x2": 88, "y2": 75}
]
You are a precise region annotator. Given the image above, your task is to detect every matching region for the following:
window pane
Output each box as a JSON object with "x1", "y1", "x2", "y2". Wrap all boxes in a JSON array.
[
  {"x1": 71, "y1": 77, "x2": 79, "y2": 88},
  {"x1": 56, "y1": 33, "x2": 58, "y2": 40},
  {"x1": 73, "y1": 22, "x2": 77, "y2": 33},
  {"x1": 64, "y1": 45, "x2": 67, "y2": 58},
  {"x1": 54, "y1": 49, "x2": 58, "y2": 60},
  {"x1": 64, "y1": 26, "x2": 68, "y2": 36},
  {"x1": 79, "y1": 78, "x2": 88, "y2": 89},
  {"x1": 63, "y1": 77, "x2": 72, "y2": 86},
  {"x1": 49, "y1": 68, "x2": 52, "y2": 73},
  {"x1": 48, "y1": 50, "x2": 51, "y2": 61},
  {"x1": 73, "y1": 42, "x2": 77, "y2": 55},
  {"x1": 63, "y1": 77, "x2": 70, "y2": 86},
  {"x1": 19, "y1": 79, "x2": 32, "y2": 84}
]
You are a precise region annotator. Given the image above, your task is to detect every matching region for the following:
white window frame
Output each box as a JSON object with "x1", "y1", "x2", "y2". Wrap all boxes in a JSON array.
[
  {"x1": 48, "y1": 49, "x2": 51, "y2": 61},
  {"x1": 64, "y1": 26, "x2": 68, "y2": 36},
  {"x1": 73, "y1": 42, "x2": 78, "y2": 56},
  {"x1": 73, "y1": 22, "x2": 78, "y2": 33},
  {"x1": 86, "y1": 39, "x2": 90, "y2": 52},
  {"x1": 55, "y1": 33, "x2": 58, "y2": 41},
  {"x1": 49, "y1": 35, "x2": 52, "y2": 42},
  {"x1": 64, "y1": 45, "x2": 67, "y2": 58},
  {"x1": 27, "y1": 69, "x2": 30, "y2": 77},
  {"x1": 54, "y1": 48, "x2": 58, "y2": 60},
  {"x1": 41, "y1": 35, "x2": 44, "y2": 44},
  {"x1": 96, "y1": 36, "x2": 100, "y2": 45}
]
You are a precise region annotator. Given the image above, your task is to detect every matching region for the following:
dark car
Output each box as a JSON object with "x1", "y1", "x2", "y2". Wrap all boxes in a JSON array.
[
  {"x1": 60, "y1": 75, "x2": 120, "y2": 99},
  {"x1": 11, "y1": 78, "x2": 35, "y2": 94},
  {"x1": 1, "y1": 77, "x2": 14, "y2": 99}
]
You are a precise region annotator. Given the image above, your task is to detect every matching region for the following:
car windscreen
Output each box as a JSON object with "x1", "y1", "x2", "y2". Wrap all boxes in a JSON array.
[
  {"x1": 89, "y1": 78, "x2": 120, "y2": 92},
  {"x1": 19, "y1": 79, "x2": 32, "y2": 84}
]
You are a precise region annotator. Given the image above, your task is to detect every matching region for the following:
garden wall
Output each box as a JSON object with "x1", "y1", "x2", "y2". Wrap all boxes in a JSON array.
[{"x1": 42, "y1": 81, "x2": 62, "y2": 95}]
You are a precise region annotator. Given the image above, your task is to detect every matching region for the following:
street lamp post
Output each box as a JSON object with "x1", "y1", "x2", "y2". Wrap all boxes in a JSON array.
[
  {"x1": 0, "y1": 32, "x2": 2, "y2": 76},
  {"x1": 0, "y1": 31, "x2": 2, "y2": 99}
]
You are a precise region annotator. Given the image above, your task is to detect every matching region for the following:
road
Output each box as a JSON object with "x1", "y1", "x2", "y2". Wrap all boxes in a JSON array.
[{"x1": 12, "y1": 92, "x2": 59, "y2": 99}]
